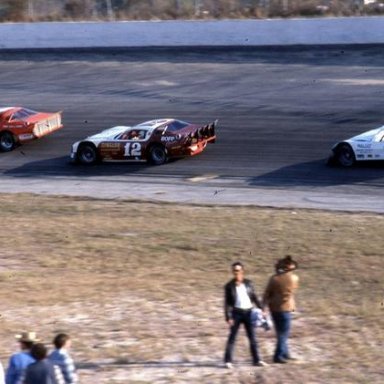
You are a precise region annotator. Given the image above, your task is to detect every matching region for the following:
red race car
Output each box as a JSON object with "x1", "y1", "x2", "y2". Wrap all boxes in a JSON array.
[
  {"x1": 71, "y1": 118, "x2": 217, "y2": 165},
  {"x1": 0, "y1": 107, "x2": 63, "y2": 152}
]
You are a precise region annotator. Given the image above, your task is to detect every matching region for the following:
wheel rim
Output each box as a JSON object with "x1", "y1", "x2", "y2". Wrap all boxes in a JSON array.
[
  {"x1": 0, "y1": 134, "x2": 14, "y2": 150},
  {"x1": 151, "y1": 147, "x2": 166, "y2": 164},
  {"x1": 338, "y1": 147, "x2": 354, "y2": 167},
  {"x1": 79, "y1": 146, "x2": 96, "y2": 164}
]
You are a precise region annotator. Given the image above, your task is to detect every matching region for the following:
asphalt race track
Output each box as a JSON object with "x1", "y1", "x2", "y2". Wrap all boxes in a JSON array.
[{"x1": 0, "y1": 47, "x2": 383, "y2": 211}]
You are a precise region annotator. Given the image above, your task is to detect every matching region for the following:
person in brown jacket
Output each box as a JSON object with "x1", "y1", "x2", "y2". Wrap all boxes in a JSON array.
[{"x1": 263, "y1": 255, "x2": 299, "y2": 364}]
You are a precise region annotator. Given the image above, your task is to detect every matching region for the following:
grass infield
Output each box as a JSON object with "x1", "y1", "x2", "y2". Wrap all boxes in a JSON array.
[{"x1": 0, "y1": 193, "x2": 382, "y2": 383}]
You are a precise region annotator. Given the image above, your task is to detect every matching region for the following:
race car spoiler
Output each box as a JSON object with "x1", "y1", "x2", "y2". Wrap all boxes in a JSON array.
[{"x1": 186, "y1": 119, "x2": 217, "y2": 143}]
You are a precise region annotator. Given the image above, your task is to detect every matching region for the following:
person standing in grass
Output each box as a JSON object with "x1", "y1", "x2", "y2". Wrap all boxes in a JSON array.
[
  {"x1": 263, "y1": 255, "x2": 299, "y2": 364},
  {"x1": 48, "y1": 334, "x2": 78, "y2": 384},
  {"x1": 224, "y1": 261, "x2": 267, "y2": 368},
  {"x1": 6, "y1": 332, "x2": 37, "y2": 384}
]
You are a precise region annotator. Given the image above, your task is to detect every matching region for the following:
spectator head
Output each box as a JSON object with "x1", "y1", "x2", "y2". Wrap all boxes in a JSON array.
[
  {"x1": 231, "y1": 261, "x2": 244, "y2": 271},
  {"x1": 15, "y1": 332, "x2": 39, "y2": 351},
  {"x1": 30, "y1": 343, "x2": 48, "y2": 361},
  {"x1": 53, "y1": 333, "x2": 71, "y2": 350},
  {"x1": 231, "y1": 261, "x2": 245, "y2": 281},
  {"x1": 275, "y1": 255, "x2": 298, "y2": 273}
]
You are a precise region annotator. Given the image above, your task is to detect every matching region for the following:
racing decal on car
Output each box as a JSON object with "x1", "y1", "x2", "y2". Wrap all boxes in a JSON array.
[
  {"x1": 124, "y1": 142, "x2": 142, "y2": 157},
  {"x1": 161, "y1": 136, "x2": 176, "y2": 142},
  {"x1": 99, "y1": 142, "x2": 122, "y2": 156},
  {"x1": 18, "y1": 134, "x2": 34, "y2": 141},
  {"x1": 100, "y1": 143, "x2": 120, "y2": 149}
]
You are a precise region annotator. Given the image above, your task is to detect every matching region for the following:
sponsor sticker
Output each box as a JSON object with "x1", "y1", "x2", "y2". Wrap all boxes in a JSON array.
[
  {"x1": 100, "y1": 143, "x2": 120, "y2": 149},
  {"x1": 161, "y1": 136, "x2": 176, "y2": 142},
  {"x1": 18, "y1": 134, "x2": 34, "y2": 141}
]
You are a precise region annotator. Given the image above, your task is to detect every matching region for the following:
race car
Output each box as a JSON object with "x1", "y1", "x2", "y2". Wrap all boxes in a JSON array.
[
  {"x1": 328, "y1": 126, "x2": 384, "y2": 167},
  {"x1": 0, "y1": 107, "x2": 63, "y2": 152},
  {"x1": 70, "y1": 118, "x2": 217, "y2": 165}
]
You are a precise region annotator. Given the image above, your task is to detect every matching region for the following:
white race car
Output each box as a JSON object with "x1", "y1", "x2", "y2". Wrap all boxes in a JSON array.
[{"x1": 328, "y1": 126, "x2": 384, "y2": 167}]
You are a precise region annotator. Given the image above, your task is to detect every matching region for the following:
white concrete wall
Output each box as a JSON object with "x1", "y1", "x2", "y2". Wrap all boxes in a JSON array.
[{"x1": 0, "y1": 17, "x2": 383, "y2": 49}]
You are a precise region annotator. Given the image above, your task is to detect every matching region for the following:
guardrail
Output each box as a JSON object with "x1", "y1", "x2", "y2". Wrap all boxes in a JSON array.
[{"x1": 0, "y1": 17, "x2": 383, "y2": 49}]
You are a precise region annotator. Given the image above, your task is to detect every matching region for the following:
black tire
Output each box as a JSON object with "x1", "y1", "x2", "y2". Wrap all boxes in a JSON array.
[
  {"x1": 336, "y1": 144, "x2": 356, "y2": 167},
  {"x1": 0, "y1": 131, "x2": 16, "y2": 152},
  {"x1": 148, "y1": 145, "x2": 167, "y2": 165},
  {"x1": 77, "y1": 143, "x2": 98, "y2": 165}
]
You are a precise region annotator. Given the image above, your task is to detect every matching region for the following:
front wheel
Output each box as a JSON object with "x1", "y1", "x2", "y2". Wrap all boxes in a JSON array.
[
  {"x1": 0, "y1": 131, "x2": 16, "y2": 152},
  {"x1": 77, "y1": 144, "x2": 98, "y2": 165},
  {"x1": 336, "y1": 144, "x2": 356, "y2": 167},
  {"x1": 148, "y1": 145, "x2": 167, "y2": 165}
]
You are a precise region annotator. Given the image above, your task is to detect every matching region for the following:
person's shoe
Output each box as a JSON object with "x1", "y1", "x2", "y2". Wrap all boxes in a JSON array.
[
  {"x1": 254, "y1": 360, "x2": 268, "y2": 367},
  {"x1": 225, "y1": 362, "x2": 233, "y2": 369},
  {"x1": 284, "y1": 356, "x2": 298, "y2": 361},
  {"x1": 273, "y1": 357, "x2": 288, "y2": 364}
]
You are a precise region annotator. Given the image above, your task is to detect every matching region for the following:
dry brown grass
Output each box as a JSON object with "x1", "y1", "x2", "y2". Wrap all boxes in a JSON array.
[
  {"x1": 1, "y1": 0, "x2": 383, "y2": 22},
  {"x1": 0, "y1": 193, "x2": 383, "y2": 383}
]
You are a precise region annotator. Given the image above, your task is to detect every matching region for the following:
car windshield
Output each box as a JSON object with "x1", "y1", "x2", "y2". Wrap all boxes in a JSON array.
[
  {"x1": 165, "y1": 120, "x2": 190, "y2": 132},
  {"x1": 10, "y1": 108, "x2": 38, "y2": 121}
]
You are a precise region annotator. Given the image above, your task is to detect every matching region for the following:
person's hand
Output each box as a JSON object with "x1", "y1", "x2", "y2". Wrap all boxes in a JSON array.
[{"x1": 227, "y1": 319, "x2": 234, "y2": 327}]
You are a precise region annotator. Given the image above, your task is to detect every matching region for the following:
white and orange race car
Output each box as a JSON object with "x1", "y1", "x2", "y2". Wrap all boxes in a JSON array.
[
  {"x1": 0, "y1": 107, "x2": 63, "y2": 152},
  {"x1": 70, "y1": 118, "x2": 217, "y2": 165}
]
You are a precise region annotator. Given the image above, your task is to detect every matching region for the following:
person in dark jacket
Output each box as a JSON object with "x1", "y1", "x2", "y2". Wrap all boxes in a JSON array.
[
  {"x1": 20, "y1": 343, "x2": 64, "y2": 384},
  {"x1": 224, "y1": 261, "x2": 267, "y2": 368}
]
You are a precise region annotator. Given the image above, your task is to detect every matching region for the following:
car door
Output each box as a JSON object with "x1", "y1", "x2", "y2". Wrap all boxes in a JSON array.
[
  {"x1": 371, "y1": 132, "x2": 384, "y2": 160},
  {"x1": 99, "y1": 129, "x2": 148, "y2": 161}
]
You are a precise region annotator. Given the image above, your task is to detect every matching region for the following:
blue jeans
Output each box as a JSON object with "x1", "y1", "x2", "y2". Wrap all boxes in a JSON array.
[
  {"x1": 224, "y1": 309, "x2": 260, "y2": 364},
  {"x1": 271, "y1": 311, "x2": 292, "y2": 361}
]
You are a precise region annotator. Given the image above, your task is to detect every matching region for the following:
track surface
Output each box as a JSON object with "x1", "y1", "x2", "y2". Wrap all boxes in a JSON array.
[{"x1": 0, "y1": 47, "x2": 383, "y2": 209}]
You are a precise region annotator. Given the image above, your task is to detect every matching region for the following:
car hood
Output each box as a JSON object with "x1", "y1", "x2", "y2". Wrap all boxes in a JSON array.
[
  {"x1": 87, "y1": 126, "x2": 129, "y2": 140},
  {"x1": 347, "y1": 126, "x2": 384, "y2": 143}
]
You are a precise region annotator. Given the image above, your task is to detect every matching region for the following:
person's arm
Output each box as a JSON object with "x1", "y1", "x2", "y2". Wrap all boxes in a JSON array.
[
  {"x1": 248, "y1": 281, "x2": 262, "y2": 309},
  {"x1": 53, "y1": 364, "x2": 65, "y2": 384},
  {"x1": 262, "y1": 277, "x2": 273, "y2": 310},
  {"x1": 5, "y1": 356, "x2": 17, "y2": 384},
  {"x1": 224, "y1": 284, "x2": 231, "y2": 322},
  {"x1": 61, "y1": 354, "x2": 78, "y2": 384},
  {"x1": 292, "y1": 274, "x2": 299, "y2": 290}
]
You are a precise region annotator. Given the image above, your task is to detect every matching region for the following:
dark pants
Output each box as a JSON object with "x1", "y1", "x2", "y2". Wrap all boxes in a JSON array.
[
  {"x1": 224, "y1": 308, "x2": 260, "y2": 364},
  {"x1": 271, "y1": 311, "x2": 292, "y2": 361}
]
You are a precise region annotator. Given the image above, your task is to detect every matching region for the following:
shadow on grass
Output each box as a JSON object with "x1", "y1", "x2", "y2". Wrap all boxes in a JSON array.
[{"x1": 77, "y1": 360, "x2": 223, "y2": 370}]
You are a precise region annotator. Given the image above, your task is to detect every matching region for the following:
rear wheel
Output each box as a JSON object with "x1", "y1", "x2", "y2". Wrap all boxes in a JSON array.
[
  {"x1": 77, "y1": 144, "x2": 98, "y2": 165},
  {"x1": 336, "y1": 144, "x2": 356, "y2": 167},
  {"x1": 148, "y1": 145, "x2": 167, "y2": 165},
  {"x1": 0, "y1": 131, "x2": 16, "y2": 152}
]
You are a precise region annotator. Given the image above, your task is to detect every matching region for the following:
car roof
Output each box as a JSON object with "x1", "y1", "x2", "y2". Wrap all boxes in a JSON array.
[
  {"x1": 0, "y1": 107, "x2": 15, "y2": 114},
  {"x1": 134, "y1": 119, "x2": 175, "y2": 129}
]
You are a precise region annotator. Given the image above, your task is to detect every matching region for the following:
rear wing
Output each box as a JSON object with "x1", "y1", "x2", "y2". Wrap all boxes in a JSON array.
[{"x1": 187, "y1": 119, "x2": 218, "y2": 143}]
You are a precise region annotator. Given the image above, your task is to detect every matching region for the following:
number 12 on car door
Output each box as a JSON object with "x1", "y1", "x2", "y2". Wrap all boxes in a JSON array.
[{"x1": 124, "y1": 142, "x2": 142, "y2": 158}]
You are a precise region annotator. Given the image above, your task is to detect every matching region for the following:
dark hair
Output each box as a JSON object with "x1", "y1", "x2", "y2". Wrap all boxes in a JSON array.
[
  {"x1": 20, "y1": 341, "x2": 34, "y2": 350},
  {"x1": 53, "y1": 333, "x2": 70, "y2": 349},
  {"x1": 30, "y1": 343, "x2": 48, "y2": 361},
  {"x1": 275, "y1": 255, "x2": 298, "y2": 273},
  {"x1": 231, "y1": 261, "x2": 244, "y2": 270}
]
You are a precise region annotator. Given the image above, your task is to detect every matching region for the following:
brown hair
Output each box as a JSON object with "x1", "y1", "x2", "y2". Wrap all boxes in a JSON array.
[
  {"x1": 275, "y1": 255, "x2": 298, "y2": 273},
  {"x1": 53, "y1": 333, "x2": 70, "y2": 349},
  {"x1": 30, "y1": 343, "x2": 48, "y2": 361}
]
